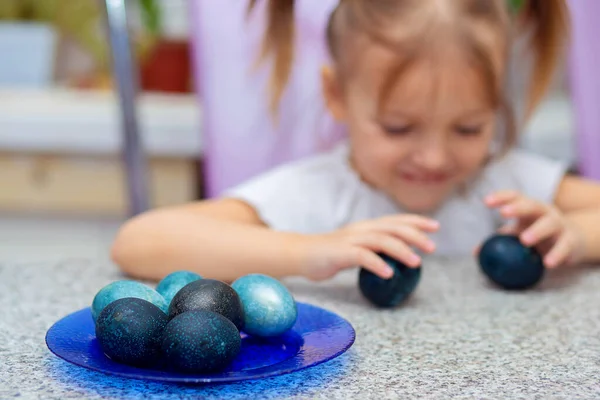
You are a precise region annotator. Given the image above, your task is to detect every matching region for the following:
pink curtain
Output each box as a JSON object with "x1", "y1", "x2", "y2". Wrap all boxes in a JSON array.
[
  {"x1": 568, "y1": 0, "x2": 600, "y2": 180},
  {"x1": 190, "y1": 1, "x2": 343, "y2": 197}
]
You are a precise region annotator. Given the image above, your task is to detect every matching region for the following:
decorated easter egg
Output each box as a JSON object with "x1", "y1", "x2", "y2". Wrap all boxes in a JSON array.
[
  {"x1": 161, "y1": 310, "x2": 241, "y2": 373},
  {"x1": 479, "y1": 234, "x2": 545, "y2": 290},
  {"x1": 359, "y1": 253, "x2": 421, "y2": 308},
  {"x1": 155, "y1": 270, "x2": 202, "y2": 307},
  {"x1": 95, "y1": 297, "x2": 168, "y2": 367},
  {"x1": 91, "y1": 280, "x2": 168, "y2": 323},
  {"x1": 231, "y1": 274, "x2": 297, "y2": 337},
  {"x1": 168, "y1": 279, "x2": 245, "y2": 330}
]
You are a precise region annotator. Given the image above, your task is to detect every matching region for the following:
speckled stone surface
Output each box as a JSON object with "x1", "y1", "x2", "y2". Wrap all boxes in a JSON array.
[{"x1": 1, "y1": 258, "x2": 600, "y2": 399}]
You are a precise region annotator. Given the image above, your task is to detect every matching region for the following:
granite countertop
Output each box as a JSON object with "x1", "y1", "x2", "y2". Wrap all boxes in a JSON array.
[{"x1": 1, "y1": 257, "x2": 599, "y2": 399}]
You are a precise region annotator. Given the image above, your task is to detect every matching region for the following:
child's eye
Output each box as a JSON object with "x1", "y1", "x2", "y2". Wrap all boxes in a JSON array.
[
  {"x1": 455, "y1": 125, "x2": 483, "y2": 136},
  {"x1": 382, "y1": 124, "x2": 414, "y2": 135}
]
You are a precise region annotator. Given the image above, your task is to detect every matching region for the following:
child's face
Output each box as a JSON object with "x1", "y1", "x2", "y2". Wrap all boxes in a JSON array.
[{"x1": 323, "y1": 43, "x2": 498, "y2": 214}]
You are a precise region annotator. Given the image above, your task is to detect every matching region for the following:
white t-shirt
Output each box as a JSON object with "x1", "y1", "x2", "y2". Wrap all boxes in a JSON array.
[{"x1": 223, "y1": 142, "x2": 568, "y2": 255}]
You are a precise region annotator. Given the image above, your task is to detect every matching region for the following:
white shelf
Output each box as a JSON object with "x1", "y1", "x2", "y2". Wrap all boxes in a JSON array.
[
  {"x1": 0, "y1": 87, "x2": 576, "y2": 164},
  {"x1": 0, "y1": 88, "x2": 203, "y2": 158}
]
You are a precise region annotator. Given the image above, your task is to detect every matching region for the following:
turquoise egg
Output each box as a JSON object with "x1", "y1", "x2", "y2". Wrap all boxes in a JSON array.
[
  {"x1": 231, "y1": 274, "x2": 297, "y2": 337},
  {"x1": 91, "y1": 280, "x2": 168, "y2": 323},
  {"x1": 155, "y1": 271, "x2": 202, "y2": 307}
]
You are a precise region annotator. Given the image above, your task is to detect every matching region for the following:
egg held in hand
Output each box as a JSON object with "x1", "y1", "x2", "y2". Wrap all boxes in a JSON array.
[
  {"x1": 358, "y1": 253, "x2": 421, "y2": 308},
  {"x1": 478, "y1": 234, "x2": 545, "y2": 290}
]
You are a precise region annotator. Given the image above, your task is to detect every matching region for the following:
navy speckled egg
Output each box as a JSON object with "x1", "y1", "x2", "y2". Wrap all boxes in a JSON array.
[
  {"x1": 168, "y1": 279, "x2": 245, "y2": 330},
  {"x1": 155, "y1": 271, "x2": 202, "y2": 308},
  {"x1": 95, "y1": 297, "x2": 168, "y2": 367},
  {"x1": 231, "y1": 274, "x2": 297, "y2": 337},
  {"x1": 479, "y1": 234, "x2": 545, "y2": 290},
  {"x1": 91, "y1": 280, "x2": 168, "y2": 323},
  {"x1": 358, "y1": 254, "x2": 421, "y2": 308},
  {"x1": 161, "y1": 310, "x2": 241, "y2": 373}
]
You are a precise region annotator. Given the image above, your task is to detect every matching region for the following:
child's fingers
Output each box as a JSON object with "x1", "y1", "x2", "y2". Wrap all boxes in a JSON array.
[
  {"x1": 377, "y1": 224, "x2": 436, "y2": 253},
  {"x1": 498, "y1": 197, "x2": 547, "y2": 219},
  {"x1": 519, "y1": 214, "x2": 561, "y2": 247},
  {"x1": 350, "y1": 248, "x2": 394, "y2": 279},
  {"x1": 382, "y1": 215, "x2": 440, "y2": 232},
  {"x1": 543, "y1": 234, "x2": 574, "y2": 269},
  {"x1": 473, "y1": 223, "x2": 518, "y2": 256},
  {"x1": 485, "y1": 190, "x2": 520, "y2": 206},
  {"x1": 351, "y1": 215, "x2": 439, "y2": 236},
  {"x1": 355, "y1": 233, "x2": 422, "y2": 268},
  {"x1": 498, "y1": 223, "x2": 519, "y2": 235}
]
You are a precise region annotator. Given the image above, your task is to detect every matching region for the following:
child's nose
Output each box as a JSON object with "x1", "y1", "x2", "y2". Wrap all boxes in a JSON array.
[{"x1": 413, "y1": 141, "x2": 449, "y2": 171}]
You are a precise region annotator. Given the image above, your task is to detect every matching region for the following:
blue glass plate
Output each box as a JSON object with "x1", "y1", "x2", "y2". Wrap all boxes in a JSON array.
[{"x1": 45, "y1": 302, "x2": 355, "y2": 384}]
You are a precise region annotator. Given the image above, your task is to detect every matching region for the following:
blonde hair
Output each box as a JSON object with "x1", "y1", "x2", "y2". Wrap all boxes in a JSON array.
[{"x1": 250, "y1": 0, "x2": 569, "y2": 149}]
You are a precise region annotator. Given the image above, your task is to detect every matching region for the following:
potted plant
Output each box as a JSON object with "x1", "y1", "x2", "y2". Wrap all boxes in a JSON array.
[
  {"x1": 0, "y1": 1, "x2": 58, "y2": 87},
  {"x1": 137, "y1": 0, "x2": 192, "y2": 93},
  {"x1": 0, "y1": 0, "x2": 164, "y2": 90}
]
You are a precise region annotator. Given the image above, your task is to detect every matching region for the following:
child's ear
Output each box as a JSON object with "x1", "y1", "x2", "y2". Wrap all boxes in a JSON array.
[{"x1": 321, "y1": 65, "x2": 347, "y2": 122}]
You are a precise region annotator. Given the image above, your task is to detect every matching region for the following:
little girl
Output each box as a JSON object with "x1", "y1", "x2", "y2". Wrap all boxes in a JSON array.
[{"x1": 112, "y1": 0, "x2": 600, "y2": 283}]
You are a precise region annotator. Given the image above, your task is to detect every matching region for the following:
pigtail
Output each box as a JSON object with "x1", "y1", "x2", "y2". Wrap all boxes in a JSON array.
[
  {"x1": 518, "y1": 0, "x2": 569, "y2": 115},
  {"x1": 248, "y1": 0, "x2": 296, "y2": 115}
]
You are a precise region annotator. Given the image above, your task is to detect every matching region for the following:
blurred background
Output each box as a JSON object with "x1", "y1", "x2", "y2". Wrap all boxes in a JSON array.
[
  {"x1": 0, "y1": 0, "x2": 592, "y2": 265},
  {"x1": 0, "y1": 0, "x2": 199, "y2": 263}
]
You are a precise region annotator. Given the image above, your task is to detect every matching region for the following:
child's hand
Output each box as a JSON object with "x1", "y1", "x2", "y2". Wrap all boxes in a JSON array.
[
  {"x1": 300, "y1": 215, "x2": 439, "y2": 281},
  {"x1": 484, "y1": 190, "x2": 585, "y2": 269}
]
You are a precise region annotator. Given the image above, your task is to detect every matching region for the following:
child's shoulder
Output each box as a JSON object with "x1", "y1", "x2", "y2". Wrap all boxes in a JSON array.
[
  {"x1": 478, "y1": 147, "x2": 570, "y2": 202},
  {"x1": 222, "y1": 142, "x2": 359, "y2": 233},
  {"x1": 230, "y1": 142, "x2": 355, "y2": 192},
  {"x1": 256, "y1": 142, "x2": 351, "y2": 179}
]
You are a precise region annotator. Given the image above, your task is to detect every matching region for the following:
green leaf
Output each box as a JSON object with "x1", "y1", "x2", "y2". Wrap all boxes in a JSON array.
[
  {"x1": 507, "y1": 0, "x2": 526, "y2": 15},
  {"x1": 138, "y1": 0, "x2": 162, "y2": 37}
]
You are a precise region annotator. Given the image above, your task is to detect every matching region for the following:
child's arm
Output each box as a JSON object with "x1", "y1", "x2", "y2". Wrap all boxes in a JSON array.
[
  {"x1": 554, "y1": 176, "x2": 600, "y2": 264},
  {"x1": 111, "y1": 198, "x2": 437, "y2": 282},
  {"x1": 111, "y1": 199, "x2": 308, "y2": 282}
]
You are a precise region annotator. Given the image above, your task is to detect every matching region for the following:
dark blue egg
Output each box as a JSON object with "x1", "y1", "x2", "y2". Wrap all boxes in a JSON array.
[
  {"x1": 168, "y1": 279, "x2": 245, "y2": 330},
  {"x1": 231, "y1": 274, "x2": 297, "y2": 337},
  {"x1": 92, "y1": 280, "x2": 168, "y2": 323},
  {"x1": 161, "y1": 310, "x2": 242, "y2": 373},
  {"x1": 358, "y1": 254, "x2": 421, "y2": 308},
  {"x1": 155, "y1": 271, "x2": 202, "y2": 308},
  {"x1": 95, "y1": 297, "x2": 168, "y2": 367},
  {"x1": 479, "y1": 234, "x2": 545, "y2": 290}
]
